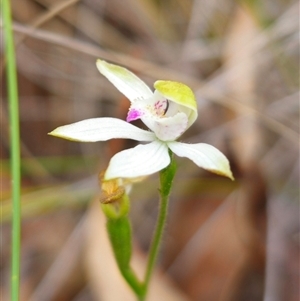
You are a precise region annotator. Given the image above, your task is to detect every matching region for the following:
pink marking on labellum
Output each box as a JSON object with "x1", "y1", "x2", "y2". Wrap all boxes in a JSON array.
[
  {"x1": 126, "y1": 108, "x2": 143, "y2": 122},
  {"x1": 154, "y1": 99, "x2": 169, "y2": 116}
]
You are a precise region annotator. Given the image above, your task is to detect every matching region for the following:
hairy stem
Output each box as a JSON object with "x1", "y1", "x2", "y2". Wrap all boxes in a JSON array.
[{"x1": 141, "y1": 153, "x2": 177, "y2": 300}]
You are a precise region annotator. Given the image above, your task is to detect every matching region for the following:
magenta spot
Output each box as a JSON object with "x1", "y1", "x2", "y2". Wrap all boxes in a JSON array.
[{"x1": 126, "y1": 109, "x2": 143, "y2": 122}]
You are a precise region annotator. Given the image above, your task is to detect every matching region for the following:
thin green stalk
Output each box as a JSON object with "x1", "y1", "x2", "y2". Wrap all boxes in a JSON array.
[
  {"x1": 3, "y1": 1, "x2": 21, "y2": 300},
  {"x1": 102, "y1": 155, "x2": 176, "y2": 301},
  {"x1": 141, "y1": 153, "x2": 177, "y2": 300}
]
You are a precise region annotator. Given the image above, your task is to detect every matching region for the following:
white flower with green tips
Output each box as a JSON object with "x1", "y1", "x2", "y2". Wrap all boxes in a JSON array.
[{"x1": 49, "y1": 60, "x2": 233, "y2": 181}]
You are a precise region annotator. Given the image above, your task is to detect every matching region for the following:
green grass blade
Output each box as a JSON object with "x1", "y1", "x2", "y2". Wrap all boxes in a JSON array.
[{"x1": 3, "y1": 0, "x2": 21, "y2": 300}]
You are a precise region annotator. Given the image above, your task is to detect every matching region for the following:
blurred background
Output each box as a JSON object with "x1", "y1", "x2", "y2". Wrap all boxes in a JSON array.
[{"x1": 1, "y1": 0, "x2": 299, "y2": 300}]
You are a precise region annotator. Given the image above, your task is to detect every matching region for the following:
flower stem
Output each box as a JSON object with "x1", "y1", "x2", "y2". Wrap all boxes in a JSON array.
[
  {"x1": 103, "y1": 154, "x2": 176, "y2": 301},
  {"x1": 141, "y1": 153, "x2": 177, "y2": 299},
  {"x1": 3, "y1": 1, "x2": 21, "y2": 300}
]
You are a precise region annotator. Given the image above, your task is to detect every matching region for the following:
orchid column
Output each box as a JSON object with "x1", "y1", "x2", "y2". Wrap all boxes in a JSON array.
[{"x1": 49, "y1": 60, "x2": 233, "y2": 300}]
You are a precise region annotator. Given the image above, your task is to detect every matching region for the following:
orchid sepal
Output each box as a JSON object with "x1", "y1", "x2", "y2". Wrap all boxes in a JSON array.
[
  {"x1": 167, "y1": 141, "x2": 234, "y2": 181},
  {"x1": 104, "y1": 141, "x2": 170, "y2": 180},
  {"x1": 96, "y1": 59, "x2": 153, "y2": 103},
  {"x1": 48, "y1": 117, "x2": 156, "y2": 142}
]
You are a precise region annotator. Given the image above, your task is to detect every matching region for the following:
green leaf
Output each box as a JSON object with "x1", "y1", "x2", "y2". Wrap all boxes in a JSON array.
[{"x1": 106, "y1": 216, "x2": 132, "y2": 269}]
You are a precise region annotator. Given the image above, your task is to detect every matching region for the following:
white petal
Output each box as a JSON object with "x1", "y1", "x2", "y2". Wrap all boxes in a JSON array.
[
  {"x1": 105, "y1": 141, "x2": 170, "y2": 179},
  {"x1": 96, "y1": 60, "x2": 153, "y2": 102},
  {"x1": 168, "y1": 142, "x2": 234, "y2": 180},
  {"x1": 49, "y1": 118, "x2": 155, "y2": 142},
  {"x1": 142, "y1": 112, "x2": 189, "y2": 141}
]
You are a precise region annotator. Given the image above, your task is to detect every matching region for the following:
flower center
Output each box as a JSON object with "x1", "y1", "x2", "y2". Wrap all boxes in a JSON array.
[
  {"x1": 126, "y1": 98, "x2": 169, "y2": 123},
  {"x1": 153, "y1": 99, "x2": 169, "y2": 116}
]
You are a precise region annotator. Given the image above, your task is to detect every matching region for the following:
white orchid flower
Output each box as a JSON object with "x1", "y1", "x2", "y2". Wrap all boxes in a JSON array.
[{"x1": 49, "y1": 60, "x2": 233, "y2": 181}]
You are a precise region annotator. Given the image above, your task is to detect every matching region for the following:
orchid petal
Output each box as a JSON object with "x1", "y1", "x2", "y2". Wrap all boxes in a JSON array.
[
  {"x1": 96, "y1": 60, "x2": 153, "y2": 102},
  {"x1": 48, "y1": 118, "x2": 155, "y2": 142},
  {"x1": 154, "y1": 81, "x2": 198, "y2": 128},
  {"x1": 105, "y1": 141, "x2": 170, "y2": 179},
  {"x1": 168, "y1": 142, "x2": 234, "y2": 180}
]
